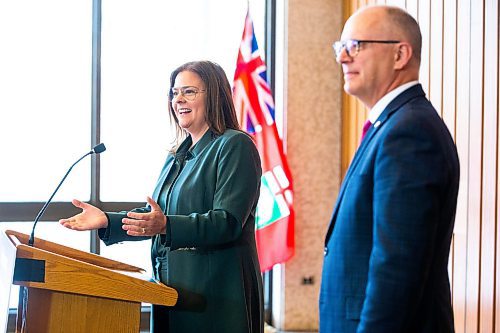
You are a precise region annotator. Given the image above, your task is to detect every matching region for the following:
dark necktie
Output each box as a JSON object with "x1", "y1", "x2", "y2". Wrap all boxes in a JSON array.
[{"x1": 360, "y1": 119, "x2": 372, "y2": 142}]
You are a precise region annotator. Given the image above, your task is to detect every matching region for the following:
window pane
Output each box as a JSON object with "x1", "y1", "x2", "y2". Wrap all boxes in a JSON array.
[
  {"x1": 100, "y1": 0, "x2": 265, "y2": 201},
  {"x1": 2, "y1": 222, "x2": 90, "y2": 308},
  {"x1": 0, "y1": 0, "x2": 92, "y2": 202},
  {"x1": 99, "y1": 239, "x2": 153, "y2": 278}
]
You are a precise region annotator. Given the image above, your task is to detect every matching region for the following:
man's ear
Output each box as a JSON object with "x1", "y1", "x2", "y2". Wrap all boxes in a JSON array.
[{"x1": 394, "y1": 42, "x2": 412, "y2": 69}]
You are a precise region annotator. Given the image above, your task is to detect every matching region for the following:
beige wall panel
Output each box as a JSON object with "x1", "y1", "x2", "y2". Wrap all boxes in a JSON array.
[
  {"x1": 465, "y1": 0, "x2": 483, "y2": 331},
  {"x1": 280, "y1": 0, "x2": 343, "y2": 330},
  {"x1": 418, "y1": 0, "x2": 431, "y2": 95},
  {"x1": 480, "y1": 1, "x2": 498, "y2": 332},
  {"x1": 442, "y1": 0, "x2": 457, "y2": 137},
  {"x1": 429, "y1": 0, "x2": 443, "y2": 115},
  {"x1": 406, "y1": 0, "x2": 418, "y2": 20},
  {"x1": 453, "y1": 0, "x2": 472, "y2": 330},
  {"x1": 441, "y1": 1, "x2": 458, "y2": 328}
]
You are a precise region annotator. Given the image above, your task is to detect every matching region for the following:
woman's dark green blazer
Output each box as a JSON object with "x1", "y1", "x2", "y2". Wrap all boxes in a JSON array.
[{"x1": 100, "y1": 129, "x2": 263, "y2": 333}]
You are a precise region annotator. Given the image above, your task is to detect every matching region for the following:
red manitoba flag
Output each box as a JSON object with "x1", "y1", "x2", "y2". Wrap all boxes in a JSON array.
[{"x1": 233, "y1": 12, "x2": 294, "y2": 272}]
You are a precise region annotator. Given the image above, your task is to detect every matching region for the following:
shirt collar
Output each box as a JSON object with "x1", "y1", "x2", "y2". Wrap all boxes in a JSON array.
[
  {"x1": 176, "y1": 129, "x2": 216, "y2": 160},
  {"x1": 368, "y1": 81, "x2": 419, "y2": 123}
]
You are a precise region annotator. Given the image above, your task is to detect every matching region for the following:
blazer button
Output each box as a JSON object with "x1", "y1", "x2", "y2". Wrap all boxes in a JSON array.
[{"x1": 324, "y1": 247, "x2": 328, "y2": 256}]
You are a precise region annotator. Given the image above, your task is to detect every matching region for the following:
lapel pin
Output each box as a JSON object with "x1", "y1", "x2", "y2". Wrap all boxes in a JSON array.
[{"x1": 374, "y1": 120, "x2": 381, "y2": 128}]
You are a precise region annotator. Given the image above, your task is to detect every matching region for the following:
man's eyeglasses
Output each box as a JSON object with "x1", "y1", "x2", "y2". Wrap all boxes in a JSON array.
[
  {"x1": 170, "y1": 86, "x2": 206, "y2": 101},
  {"x1": 332, "y1": 39, "x2": 400, "y2": 59}
]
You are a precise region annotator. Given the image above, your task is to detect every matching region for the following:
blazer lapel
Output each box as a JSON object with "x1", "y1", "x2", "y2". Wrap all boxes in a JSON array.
[{"x1": 324, "y1": 84, "x2": 427, "y2": 243}]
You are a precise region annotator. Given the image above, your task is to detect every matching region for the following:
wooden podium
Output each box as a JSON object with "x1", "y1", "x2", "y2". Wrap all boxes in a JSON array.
[{"x1": 0, "y1": 229, "x2": 177, "y2": 333}]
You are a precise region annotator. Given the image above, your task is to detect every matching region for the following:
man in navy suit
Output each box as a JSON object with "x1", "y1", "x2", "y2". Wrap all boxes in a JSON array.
[{"x1": 319, "y1": 5, "x2": 459, "y2": 333}]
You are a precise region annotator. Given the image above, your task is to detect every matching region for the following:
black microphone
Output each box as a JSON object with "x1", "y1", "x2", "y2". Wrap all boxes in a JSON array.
[{"x1": 28, "y1": 143, "x2": 106, "y2": 246}]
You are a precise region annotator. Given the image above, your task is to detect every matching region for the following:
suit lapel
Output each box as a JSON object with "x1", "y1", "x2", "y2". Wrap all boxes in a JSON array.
[{"x1": 324, "y1": 84, "x2": 426, "y2": 243}]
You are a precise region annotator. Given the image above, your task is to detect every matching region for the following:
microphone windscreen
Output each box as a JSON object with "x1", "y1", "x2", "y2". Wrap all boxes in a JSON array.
[{"x1": 92, "y1": 143, "x2": 106, "y2": 154}]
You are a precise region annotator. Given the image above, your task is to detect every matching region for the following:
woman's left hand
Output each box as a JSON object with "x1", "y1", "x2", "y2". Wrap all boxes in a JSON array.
[{"x1": 122, "y1": 196, "x2": 167, "y2": 236}]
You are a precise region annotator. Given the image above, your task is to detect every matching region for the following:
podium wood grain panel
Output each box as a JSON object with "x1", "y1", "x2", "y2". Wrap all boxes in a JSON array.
[{"x1": 20, "y1": 287, "x2": 139, "y2": 333}]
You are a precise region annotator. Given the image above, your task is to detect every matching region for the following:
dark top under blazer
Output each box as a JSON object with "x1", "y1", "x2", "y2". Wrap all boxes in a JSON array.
[
  {"x1": 320, "y1": 84, "x2": 459, "y2": 333},
  {"x1": 100, "y1": 129, "x2": 263, "y2": 333}
]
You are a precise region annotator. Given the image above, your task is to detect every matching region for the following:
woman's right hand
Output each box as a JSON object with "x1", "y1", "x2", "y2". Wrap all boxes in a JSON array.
[{"x1": 59, "y1": 199, "x2": 108, "y2": 231}]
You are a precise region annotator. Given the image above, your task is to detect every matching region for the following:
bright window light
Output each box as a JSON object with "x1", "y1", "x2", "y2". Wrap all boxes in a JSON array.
[
  {"x1": 100, "y1": 0, "x2": 265, "y2": 201},
  {"x1": 0, "y1": 0, "x2": 92, "y2": 202}
]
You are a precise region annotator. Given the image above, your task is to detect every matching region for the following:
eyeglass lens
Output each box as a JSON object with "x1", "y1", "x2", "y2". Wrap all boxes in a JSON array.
[
  {"x1": 171, "y1": 87, "x2": 199, "y2": 101},
  {"x1": 333, "y1": 40, "x2": 358, "y2": 58}
]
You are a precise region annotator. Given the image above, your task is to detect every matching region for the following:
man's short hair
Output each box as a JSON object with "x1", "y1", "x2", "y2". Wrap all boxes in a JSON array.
[{"x1": 386, "y1": 7, "x2": 422, "y2": 63}]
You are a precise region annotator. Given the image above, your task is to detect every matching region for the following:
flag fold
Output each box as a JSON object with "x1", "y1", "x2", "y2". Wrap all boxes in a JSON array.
[{"x1": 233, "y1": 12, "x2": 294, "y2": 272}]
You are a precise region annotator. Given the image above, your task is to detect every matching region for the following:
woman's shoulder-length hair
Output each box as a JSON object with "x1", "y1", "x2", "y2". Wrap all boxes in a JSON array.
[{"x1": 167, "y1": 60, "x2": 241, "y2": 151}]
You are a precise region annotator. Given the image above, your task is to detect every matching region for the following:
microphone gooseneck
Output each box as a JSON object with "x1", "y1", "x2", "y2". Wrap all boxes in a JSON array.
[
  {"x1": 92, "y1": 143, "x2": 106, "y2": 154},
  {"x1": 28, "y1": 143, "x2": 106, "y2": 246}
]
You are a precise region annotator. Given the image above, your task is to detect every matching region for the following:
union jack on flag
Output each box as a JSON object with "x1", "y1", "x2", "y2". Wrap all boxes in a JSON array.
[{"x1": 233, "y1": 12, "x2": 294, "y2": 272}]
